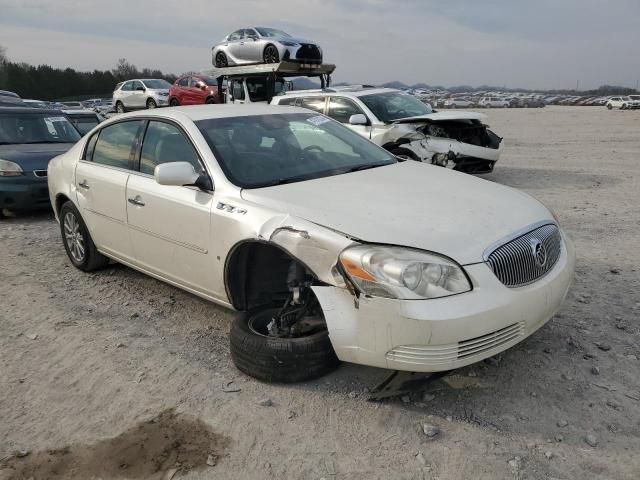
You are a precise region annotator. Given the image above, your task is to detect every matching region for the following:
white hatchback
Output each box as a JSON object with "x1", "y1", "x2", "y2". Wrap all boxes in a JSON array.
[{"x1": 48, "y1": 105, "x2": 575, "y2": 383}]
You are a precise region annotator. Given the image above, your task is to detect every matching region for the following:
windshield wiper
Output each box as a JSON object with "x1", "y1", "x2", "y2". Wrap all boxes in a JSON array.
[{"x1": 334, "y1": 162, "x2": 392, "y2": 175}]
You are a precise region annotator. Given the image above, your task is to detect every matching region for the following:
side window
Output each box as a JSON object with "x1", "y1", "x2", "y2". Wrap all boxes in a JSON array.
[
  {"x1": 244, "y1": 28, "x2": 258, "y2": 38},
  {"x1": 297, "y1": 97, "x2": 326, "y2": 113},
  {"x1": 140, "y1": 121, "x2": 202, "y2": 176},
  {"x1": 84, "y1": 131, "x2": 99, "y2": 160},
  {"x1": 327, "y1": 97, "x2": 363, "y2": 123},
  {"x1": 132, "y1": 81, "x2": 144, "y2": 91},
  {"x1": 92, "y1": 121, "x2": 142, "y2": 169},
  {"x1": 246, "y1": 78, "x2": 267, "y2": 102},
  {"x1": 121, "y1": 82, "x2": 132, "y2": 92},
  {"x1": 231, "y1": 80, "x2": 245, "y2": 101},
  {"x1": 228, "y1": 30, "x2": 243, "y2": 41},
  {"x1": 177, "y1": 77, "x2": 189, "y2": 87}
]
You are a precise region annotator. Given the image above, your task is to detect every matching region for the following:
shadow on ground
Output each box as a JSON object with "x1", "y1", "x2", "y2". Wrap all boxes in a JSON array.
[{"x1": 0, "y1": 409, "x2": 229, "y2": 480}]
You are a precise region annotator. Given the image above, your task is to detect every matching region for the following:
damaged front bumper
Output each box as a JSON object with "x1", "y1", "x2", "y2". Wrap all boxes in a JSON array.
[
  {"x1": 404, "y1": 134, "x2": 504, "y2": 174},
  {"x1": 312, "y1": 234, "x2": 574, "y2": 373}
]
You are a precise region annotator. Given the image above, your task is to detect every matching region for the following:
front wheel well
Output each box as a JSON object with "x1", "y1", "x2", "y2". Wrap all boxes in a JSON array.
[{"x1": 225, "y1": 241, "x2": 318, "y2": 311}]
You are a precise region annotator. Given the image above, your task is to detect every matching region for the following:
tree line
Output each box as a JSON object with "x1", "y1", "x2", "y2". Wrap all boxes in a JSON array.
[{"x1": 0, "y1": 52, "x2": 178, "y2": 101}]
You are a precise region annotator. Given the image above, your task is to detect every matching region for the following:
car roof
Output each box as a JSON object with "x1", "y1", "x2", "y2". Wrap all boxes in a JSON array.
[
  {"x1": 62, "y1": 109, "x2": 99, "y2": 115},
  {"x1": 278, "y1": 87, "x2": 399, "y2": 100},
  {"x1": 0, "y1": 106, "x2": 63, "y2": 114},
  {"x1": 110, "y1": 104, "x2": 307, "y2": 122}
]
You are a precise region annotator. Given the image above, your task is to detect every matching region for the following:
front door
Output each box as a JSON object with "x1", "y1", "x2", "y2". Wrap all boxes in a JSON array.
[
  {"x1": 125, "y1": 120, "x2": 215, "y2": 296},
  {"x1": 75, "y1": 120, "x2": 144, "y2": 262},
  {"x1": 327, "y1": 96, "x2": 371, "y2": 138}
]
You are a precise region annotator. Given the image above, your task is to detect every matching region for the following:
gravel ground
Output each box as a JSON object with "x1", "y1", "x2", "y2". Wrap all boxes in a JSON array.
[{"x1": 1, "y1": 106, "x2": 639, "y2": 479}]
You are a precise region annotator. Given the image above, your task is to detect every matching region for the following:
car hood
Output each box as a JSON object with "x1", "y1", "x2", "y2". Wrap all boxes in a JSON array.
[
  {"x1": 392, "y1": 111, "x2": 487, "y2": 124},
  {"x1": 279, "y1": 36, "x2": 317, "y2": 45},
  {"x1": 241, "y1": 161, "x2": 553, "y2": 265},
  {"x1": 0, "y1": 143, "x2": 74, "y2": 171}
]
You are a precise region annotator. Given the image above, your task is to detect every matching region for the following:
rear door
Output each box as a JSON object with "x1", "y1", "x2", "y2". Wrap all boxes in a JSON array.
[
  {"x1": 125, "y1": 119, "x2": 216, "y2": 296},
  {"x1": 129, "y1": 81, "x2": 146, "y2": 109},
  {"x1": 75, "y1": 119, "x2": 144, "y2": 262},
  {"x1": 175, "y1": 76, "x2": 190, "y2": 104}
]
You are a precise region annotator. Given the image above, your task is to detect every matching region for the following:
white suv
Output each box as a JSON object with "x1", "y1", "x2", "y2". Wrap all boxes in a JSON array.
[
  {"x1": 606, "y1": 96, "x2": 640, "y2": 110},
  {"x1": 478, "y1": 97, "x2": 510, "y2": 108},
  {"x1": 112, "y1": 79, "x2": 172, "y2": 113},
  {"x1": 271, "y1": 87, "x2": 503, "y2": 174}
]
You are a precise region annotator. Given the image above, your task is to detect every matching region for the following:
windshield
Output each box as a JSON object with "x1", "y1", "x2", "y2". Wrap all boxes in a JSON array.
[
  {"x1": 68, "y1": 115, "x2": 100, "y2": 135},
  {"x1": 142, "y1": 79, "x2": 171, "y2": 89},
  {"x1": 359, "y1": 91, "x2": 432, "y2": 122},
  {"x1": 0, "y1": 113, "x2": 81, "y2": 144},
  {"x1": 256, "y1": 27, "x2": 291, "y2": 38},
  {"x1": 196, "y1": 113, "x2": 396, "y2": 188}
]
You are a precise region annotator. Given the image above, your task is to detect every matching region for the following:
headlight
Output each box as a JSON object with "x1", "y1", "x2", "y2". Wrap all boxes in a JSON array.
[
  {"x1": 281, "y1": 41, "x2": 299, "y2": 47},
  {"x1": 0, "y1": 159, "x2": 23, "y2": 177},
  {"x1": 339, "y1": 245, "x2": 471, "y2": 300}
]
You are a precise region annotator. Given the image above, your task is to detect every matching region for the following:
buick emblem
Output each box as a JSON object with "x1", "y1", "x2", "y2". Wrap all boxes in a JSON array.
[{"x1": 530, "y1": 238, "x2": 547, "y2": 267}]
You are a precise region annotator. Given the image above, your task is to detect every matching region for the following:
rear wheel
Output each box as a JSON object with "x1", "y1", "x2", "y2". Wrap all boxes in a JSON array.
[
  {"x1": 215, "y1": 52, "x2": 228, "y2": 68},
  {"x1": 263, "y1": 45, "x2": 280, "y2": 64},
  {"x1": 230, "y1": 302, "x2": 339, "y2": 383},
  {"x1": 59, "y1": 201, "x2": 108, "y2": 272}
]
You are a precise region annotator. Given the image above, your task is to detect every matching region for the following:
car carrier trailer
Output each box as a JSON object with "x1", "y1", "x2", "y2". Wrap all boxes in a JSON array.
[{"x1": 201, "y1": 61, "x2": 336, "y2": 104}]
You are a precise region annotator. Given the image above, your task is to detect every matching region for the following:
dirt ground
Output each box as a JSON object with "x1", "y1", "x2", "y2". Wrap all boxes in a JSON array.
[{"x1": 1, "y1": 106, "x2": 639, "y2": 480}]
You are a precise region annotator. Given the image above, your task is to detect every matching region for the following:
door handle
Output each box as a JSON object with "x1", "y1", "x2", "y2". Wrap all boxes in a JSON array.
[
  {"x1": 78, "y1": 180, "x2": 90, "y2": 189},
  {"x1": 127, "y1": 196, "x2": 145, "y2": 207}
]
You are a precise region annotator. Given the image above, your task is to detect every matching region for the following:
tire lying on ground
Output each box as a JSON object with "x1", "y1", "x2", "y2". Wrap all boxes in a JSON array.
[{"x1": 230, "y1": 307, "x2": 340, "y2": 383}]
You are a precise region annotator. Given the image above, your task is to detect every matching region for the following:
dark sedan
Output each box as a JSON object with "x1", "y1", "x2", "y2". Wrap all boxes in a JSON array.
[{"x1": 0, "y1": 107, "x2": 80, "y2": 214}]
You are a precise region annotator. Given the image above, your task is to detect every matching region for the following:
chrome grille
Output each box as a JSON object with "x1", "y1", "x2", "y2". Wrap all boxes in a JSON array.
[{"x1": 486, "y1": 223, "x2": 561, "y2": 287}]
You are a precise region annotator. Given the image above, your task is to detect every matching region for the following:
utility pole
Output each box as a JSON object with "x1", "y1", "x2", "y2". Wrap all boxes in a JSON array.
[
  {"x1": 576, "y1": 79, "x2": 580, "y2": 92},
  {"x1": 636, "y1": 79, "x2": 639, "y2": 92}
]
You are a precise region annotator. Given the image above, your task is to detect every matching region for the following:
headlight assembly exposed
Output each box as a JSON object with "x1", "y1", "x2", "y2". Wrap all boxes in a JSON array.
[
  {"x1": 0, "y1": 159, "x2": 23, "y2": 177},
  {"x1": 339, "y1": 245, "x2": 471, "y2": 300}
]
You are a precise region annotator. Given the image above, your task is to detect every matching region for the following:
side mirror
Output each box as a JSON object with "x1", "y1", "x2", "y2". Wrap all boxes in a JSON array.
[
  {"x1": 349, "y1": 114, "x2": 368, "y2": 125},
  {"x1": 136, "y1": 86, "x2": 145, "y2": 92},
  {"x1": 248, "y1": 35, "x2": 258, "y2": 41},
  {"x1": 154, "y1": 162, "x2": 199, "y2": 186}
]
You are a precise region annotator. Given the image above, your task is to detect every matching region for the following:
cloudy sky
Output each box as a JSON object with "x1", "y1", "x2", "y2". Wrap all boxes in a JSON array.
[{"x1": 1, "y1": 0, "x2": 638, "y2": 89}]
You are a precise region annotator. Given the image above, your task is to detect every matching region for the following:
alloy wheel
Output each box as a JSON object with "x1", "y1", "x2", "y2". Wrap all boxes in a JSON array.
[{"x1": 63, "y1": 212, "x2": 85, "y2": 263}]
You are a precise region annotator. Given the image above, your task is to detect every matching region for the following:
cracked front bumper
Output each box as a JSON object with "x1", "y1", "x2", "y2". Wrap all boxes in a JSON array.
[{"x1": 313, "y1": 233, "x2": 574, "y2": 372}]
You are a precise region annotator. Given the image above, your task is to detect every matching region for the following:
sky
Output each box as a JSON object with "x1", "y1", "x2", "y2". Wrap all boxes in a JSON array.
[{"x1": 1, "y1": 0, "x2": 638, "y2": 90}]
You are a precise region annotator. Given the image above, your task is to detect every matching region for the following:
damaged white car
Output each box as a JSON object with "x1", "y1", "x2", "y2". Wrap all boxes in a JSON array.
[
  {"x1": 48, "y1": 105, "x2": 574, "y2": 383},
  {"x1": 271, "y1": 87, "x2": 503, "y2": 174}
]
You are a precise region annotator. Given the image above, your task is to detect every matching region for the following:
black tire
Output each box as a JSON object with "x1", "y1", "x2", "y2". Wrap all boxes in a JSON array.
[
  {"x1": 215, "y1": 52, "x2": 228, "y2": 68},
  {"x1": 59, "y1": 201, "x2": 109, "y2": 272},
  {"x1": 205, "y1": 97, "x2": 216, "y2": 104},
  {"x1": 146, "y1": 98, "x2": 157, "y2": 109},
  {"x1": 115, "y1": 101, "x2": 125, "y2": 113},
  {"x1": 263, "y1": 45, "x2": 280, "y2": 64},
  {"x1": 230, "y1": 307, "x2": 339, "y2": 383},
  {"x1": 389, "y1": 147, "x2": 420, "y2": 161},
  {"x1": 607, "y1": 104, "x2": 612, "y2": 110},
  {"x1": 169, "y1": 98, "x2": 180, "y2": 107}
]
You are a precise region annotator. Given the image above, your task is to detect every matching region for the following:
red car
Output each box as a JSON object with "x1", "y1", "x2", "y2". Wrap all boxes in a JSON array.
[{"x1": 169, "y1": 75, "x2": 221, "y2": 106}]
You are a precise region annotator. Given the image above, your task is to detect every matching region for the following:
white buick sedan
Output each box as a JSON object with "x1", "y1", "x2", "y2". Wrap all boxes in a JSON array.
[{"x1": 48, "y1": 105, "x2": 575, "y2": 382}]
